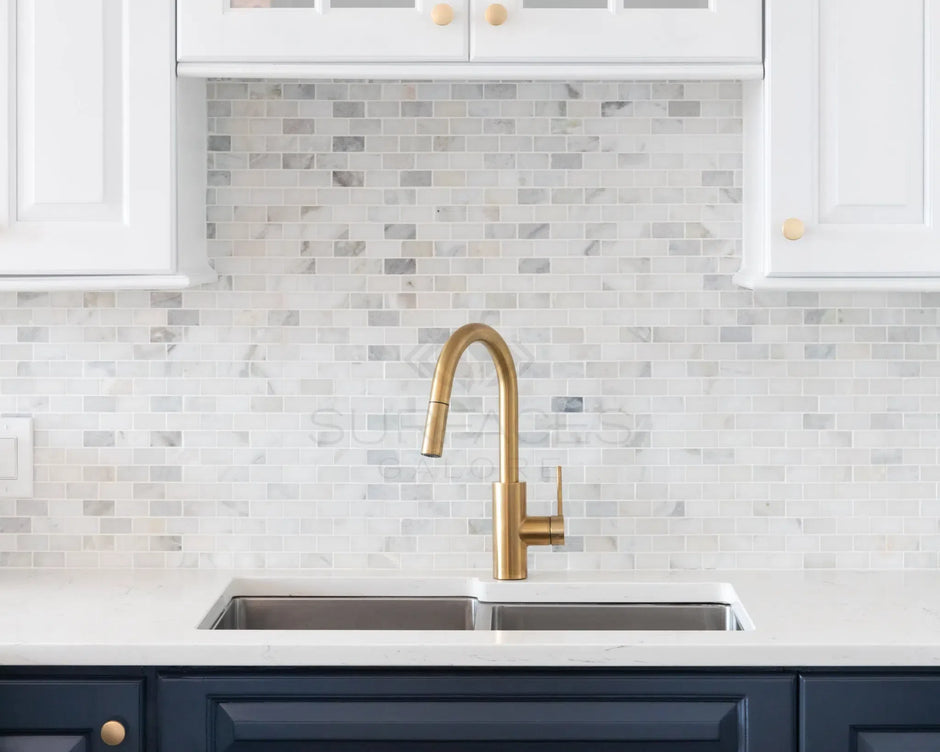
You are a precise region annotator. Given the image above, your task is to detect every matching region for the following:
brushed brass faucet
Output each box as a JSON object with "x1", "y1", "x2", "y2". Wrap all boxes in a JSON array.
[{"x1": 420, "y1": 323, "x2": 565, "y2": 580}]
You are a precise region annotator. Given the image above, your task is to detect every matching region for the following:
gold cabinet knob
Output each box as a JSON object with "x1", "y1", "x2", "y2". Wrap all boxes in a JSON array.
[
  {"x1": 782, "y1": 217, "x2": 805, "y2": 241},
  {"x1": 485, "y1": 3, "x2": 508, "y2": 25},
  {"x1": 101, "y1": 720, "x2": 126, "y2": 746},
  {"x1": 430, "y1": 3, "x2": 454, "y2": 25}
]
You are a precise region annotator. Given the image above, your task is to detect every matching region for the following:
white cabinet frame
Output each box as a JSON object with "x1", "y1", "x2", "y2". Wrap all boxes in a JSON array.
[{"x1": 176, "y1": 0, "x2": 763, "y2": 78}]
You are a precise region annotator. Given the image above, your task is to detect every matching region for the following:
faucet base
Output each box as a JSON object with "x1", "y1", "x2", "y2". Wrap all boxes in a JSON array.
[{"x1": 492, "y1": 481, "x2": 565, "y2": 580}]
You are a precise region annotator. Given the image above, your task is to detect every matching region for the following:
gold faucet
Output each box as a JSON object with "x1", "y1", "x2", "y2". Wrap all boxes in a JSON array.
[{"x1": 420, "y1": 323, "x2": 565, "y2": 580}]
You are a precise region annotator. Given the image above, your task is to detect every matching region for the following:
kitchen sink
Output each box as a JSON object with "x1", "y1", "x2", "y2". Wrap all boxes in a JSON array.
[
  {"x1": 211, "y1": 596, "x2": 476, "y2": 630},
  {"x1": 206, "y1": 595, "x2": 743, "y2": 631},
  {"x1": 487, "y1": 602, "x2": 739, "y2": 631}
]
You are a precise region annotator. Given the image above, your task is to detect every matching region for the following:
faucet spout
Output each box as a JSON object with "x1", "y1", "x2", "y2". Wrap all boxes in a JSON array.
[
  {"x1": 420, "y1": 323, "x2": 563, "y2": 580},
  {"x1": 420, "y1": 323, "x2": 519, "y2": 483}
]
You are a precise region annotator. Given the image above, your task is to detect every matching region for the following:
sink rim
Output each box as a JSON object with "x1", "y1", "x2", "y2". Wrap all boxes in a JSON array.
[{"x1": 201, "y1": 589, "x2": 753, "y2": 632}]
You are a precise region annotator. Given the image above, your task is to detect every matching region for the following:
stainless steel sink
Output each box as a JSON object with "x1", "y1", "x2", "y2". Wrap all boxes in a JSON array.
[
  {"x1": 487, "y1": 602, "x2": 740, "y2": 631},
  {"x1": 207, "y1": 596, "x2": 742, "y2": 631},
  {"x1": 211, "y1": 596, "x2": 476, "y2": 630}
]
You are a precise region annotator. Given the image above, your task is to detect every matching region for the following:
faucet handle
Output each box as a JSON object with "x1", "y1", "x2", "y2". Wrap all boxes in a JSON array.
[
  {"x1": 517, "y1": 465, "x2": 566, "y2": 549},
  {"x1": 550, "y1": 465, "x2": 565, "y2": 545}
]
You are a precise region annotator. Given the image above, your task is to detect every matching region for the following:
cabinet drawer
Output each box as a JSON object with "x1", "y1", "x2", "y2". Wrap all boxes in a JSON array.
[
  {"x1": 160, "y1": 672, "x2": 794, "y2": 752},
  {"x1": 0, "y1": 680, "x2": 143, "y2": 752},
  {"x1": 802, "y1": 675, "x2": 940, "y2": 752}
]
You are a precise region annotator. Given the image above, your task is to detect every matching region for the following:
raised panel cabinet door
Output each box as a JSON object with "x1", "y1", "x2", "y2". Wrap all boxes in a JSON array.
[
  {"x1": 0, "y1": 0, "x2": 175, "y2": 275},
  {"x1": 746, "y1": 0, "x2": 940, "y2": 280},
  {"x1": 802, "y1": 676, "x2": 940, "y2": 752},
  {"x1": 177, "y1": 0, "x2": 470, "y2": 62},
  {"x1": 159, "y1": 672, "x2": 795, "y2": 752},
  {"x1": 0, "y1": 680, "x2": 142, "y2": 752},
  {"x1": 469, "y1": 0, "x2": 761, "y2": 62}
]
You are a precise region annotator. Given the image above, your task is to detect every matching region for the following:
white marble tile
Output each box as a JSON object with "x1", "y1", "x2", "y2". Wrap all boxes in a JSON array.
[{"x1": 0, "y1": 81, "x2": 938, "y2": 571}]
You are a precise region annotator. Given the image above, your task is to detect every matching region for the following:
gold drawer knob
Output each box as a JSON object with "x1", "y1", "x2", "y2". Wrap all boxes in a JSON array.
[
  {"x1": 101, "y1": 720, "x2": 126, "y2": 746},
  {"x1": 430, "y1": 3, "x2": 454, "y2": 25},
  {"x1": 485, "y1": 3, "x2": 507, "y2": 25},
  {"x1": 782, "y1": 217, "x2": 805, "y2": 241}
]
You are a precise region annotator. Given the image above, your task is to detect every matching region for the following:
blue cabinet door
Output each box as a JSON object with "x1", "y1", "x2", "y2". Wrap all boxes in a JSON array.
[
  {"x1": 802, "y1": 675, "x2": 940, "y2": 752},
  {"x1": 0, "y1": 681, "x2": 142, "y2": 752},
  {"x1": 160, "y1": 672, "x2": 795, "y2": 751}
]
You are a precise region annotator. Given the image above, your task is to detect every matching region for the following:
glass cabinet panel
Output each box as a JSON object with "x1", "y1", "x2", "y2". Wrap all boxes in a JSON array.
[
  {"x1": 624, "y1": 0, "x2": 709, "y2": 8},
  {"x1": 524, "y1": 0, "x2": 607, "y2": 9},
  {"x1": 229, "y1": 0, "x2": 317, "y2": 7},
  {"x1": 230, "y1": 0, "x2": 421, "y2": 6},
  {"x1": 521, "y1": 0, "x2": 711, "y2": 12},
  {"x1": 329, "y1": 0, "x2": 416, "y2": 8}
]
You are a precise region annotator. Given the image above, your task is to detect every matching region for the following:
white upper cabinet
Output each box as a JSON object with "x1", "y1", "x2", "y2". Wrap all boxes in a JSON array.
[
  {"x1": 177, "y1": 0, "x2": 470, "y2": 63},
  {"x1": 0, "y1": 0, "x2": 213, "y2": 288},
  {"x1": 176, "y1": 0, "x2": 761, "y2": 72},
  {"x1": 738, "y1": 0, "x2": 940, "y2": 289},
  {"x1": 470, "y1": 0, "x2": 761, "y2": 63}
]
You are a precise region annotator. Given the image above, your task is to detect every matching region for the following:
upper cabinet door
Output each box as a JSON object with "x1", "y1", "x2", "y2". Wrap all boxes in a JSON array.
[
  {"x1": 469, "y1": 0, "x2": 761, "y2": 63},
  {"x1": 177, "y1": 0, "x2": 469, "y2": 63},
  {"x1": 0, "y1": 0, "x2": 176, "y2": 276},
  {"x1": 739, "y1": 0, "x2": 940, "y2": 286}
]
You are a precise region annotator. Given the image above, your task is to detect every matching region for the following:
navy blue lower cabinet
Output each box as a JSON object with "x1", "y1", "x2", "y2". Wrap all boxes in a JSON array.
[
  {"x1": 801, "y1": 675, "x2": 940, "y2": 752},
  {"x1": 158, "y1": 672, "x2": 795, "y2": 752},
  {"x1": 0, "y1": 680, "x2": 143, "y2": 752}
]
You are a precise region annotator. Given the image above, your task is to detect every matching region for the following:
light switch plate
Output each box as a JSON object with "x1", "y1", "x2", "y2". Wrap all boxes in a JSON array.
[
  {"x1": 0, "y1": 438, "x2": 16, "y2": 479},
  {"x1": 0, "y1": 417, "x2": 32, "y2": 498}
]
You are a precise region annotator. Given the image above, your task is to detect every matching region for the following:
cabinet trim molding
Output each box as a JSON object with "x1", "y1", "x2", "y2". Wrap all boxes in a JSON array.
[
  {"x1": 177, "y1": 61, "x2": 764, "y2": 80},
  {"x1": 0, "y1": 270, "x2": 217, "y2": 292}
]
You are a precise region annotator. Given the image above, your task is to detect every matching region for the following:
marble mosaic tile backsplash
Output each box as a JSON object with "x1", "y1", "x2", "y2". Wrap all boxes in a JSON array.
[{"x1": 1, "y1": 80, "x2": 939, "y2": 571}]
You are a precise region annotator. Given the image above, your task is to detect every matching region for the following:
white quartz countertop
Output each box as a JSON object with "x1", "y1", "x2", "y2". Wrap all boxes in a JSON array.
[{"x1": 1, "y1": 568, "x2": 938, "y2": 667}]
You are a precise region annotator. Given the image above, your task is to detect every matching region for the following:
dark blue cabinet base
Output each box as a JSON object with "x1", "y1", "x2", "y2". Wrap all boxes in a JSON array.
[
  {"x1": 159, "y1": 672, "x2": 795, "y2": 752},
  {"x1": 6, "y1": 668, "x2": 940, "y2": 752}
]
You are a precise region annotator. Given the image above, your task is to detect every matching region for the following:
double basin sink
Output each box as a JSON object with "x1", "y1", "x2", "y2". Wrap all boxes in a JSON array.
[{"x1": 206, "y1": 593, "x2": 747, "y2": 632}]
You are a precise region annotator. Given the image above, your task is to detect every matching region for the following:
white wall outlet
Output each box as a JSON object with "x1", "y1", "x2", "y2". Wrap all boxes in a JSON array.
[{"x1": 0, "y1": 417, "x2": 33, "y2": 498}]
